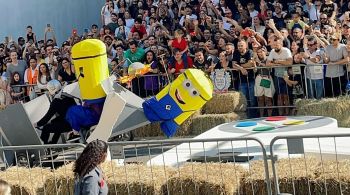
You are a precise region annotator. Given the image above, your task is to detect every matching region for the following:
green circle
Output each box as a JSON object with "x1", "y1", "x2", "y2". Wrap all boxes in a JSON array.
[{"x1": 253, "y1": 126, "x2": 275, "y2": 131}]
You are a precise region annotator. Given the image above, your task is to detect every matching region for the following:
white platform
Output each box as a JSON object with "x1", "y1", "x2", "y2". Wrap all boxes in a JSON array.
[{"x1": 149, "y1": 116, "x2": 350, "y2": 167}]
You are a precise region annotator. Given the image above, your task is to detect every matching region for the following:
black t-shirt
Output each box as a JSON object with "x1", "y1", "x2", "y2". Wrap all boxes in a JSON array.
[
  {"x1": 320, "y1": 3, "x2": 336, "y2": 18},
  {"x1": 194, "y1": 59, "x2": 210, "y2": 71},
  {"x1": 232, "y1": 50, "x2": 255, "y2": 83},
  {"x1": 58, "y1": 68, "x2": 76, "y2": 82},
  {"x1": 214, "y1": 61, "x2": 233, "y2": 70},
  {"x1": 27, "y1": 33, "x2": 35, "y2": 43}
]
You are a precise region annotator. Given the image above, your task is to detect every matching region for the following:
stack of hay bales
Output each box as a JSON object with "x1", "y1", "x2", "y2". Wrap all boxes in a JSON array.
[
  {"x1": 189, "y1": 92, "x2": 247, "y2": 135},
  {"x1": 296, "y1": 96, "x2": 350, "y2": 127},
  {"x1": 241, "y1": 158, "x2": 321, "y2": 195},
  {"x1": 163, "y1": 162, "x2": 247, "y2": 195},
  {"x1": 0, "y1": 166, "x2": 52, "y2": 195},
  {"x1": 44, "y1": 162, "x2": 176, "y2": 195}
]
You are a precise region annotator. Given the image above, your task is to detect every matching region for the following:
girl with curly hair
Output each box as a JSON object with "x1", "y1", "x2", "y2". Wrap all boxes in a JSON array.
[{"x1": 73, "y1": 140, "x2": 108, "y2": 195}]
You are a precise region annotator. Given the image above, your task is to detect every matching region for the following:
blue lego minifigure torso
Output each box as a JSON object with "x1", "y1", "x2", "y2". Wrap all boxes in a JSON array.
[{"x1": 143, "y1": 94, "x2": 182, "y2": 137}]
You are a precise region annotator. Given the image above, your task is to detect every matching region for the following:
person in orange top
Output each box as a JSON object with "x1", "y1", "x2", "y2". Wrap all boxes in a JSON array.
[{"x1": 24, "y1": 57, "x2": 39, "y2": 97}]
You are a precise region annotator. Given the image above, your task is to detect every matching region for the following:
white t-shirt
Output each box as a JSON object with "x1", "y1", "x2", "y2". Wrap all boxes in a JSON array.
[
  {"x1": 305, "y1": 49, "x2": 323, "y2": 80},
  {"x1": 325, "y1": 44, "x2": 348, "y2": 78},
  {"x1": 249, "y1": 10, "x2": 259, "y2": 18},
  {"x1": 125, "y1": 19, "x2": 135, "y2": 29},
  {"x1": 267, "y1": 47, "x2": 292, "y2": 77}
]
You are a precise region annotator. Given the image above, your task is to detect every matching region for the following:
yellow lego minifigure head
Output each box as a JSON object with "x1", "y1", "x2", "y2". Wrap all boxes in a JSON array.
[
  {"x1": 157, "y1": 69, "x2": 213, "y2": 112},
  {"x1": 71, "y1": 39, "x2": 109, "y2": 100}
]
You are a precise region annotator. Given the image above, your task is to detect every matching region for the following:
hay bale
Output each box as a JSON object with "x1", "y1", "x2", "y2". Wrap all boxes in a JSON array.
[
  {"x1": 202, "y1": 92, "x2": 247, "y2": 114},
  {"x1": 44, "y1": 162, "x2": 176, "y2": 195},
  {"x1": 296, "y1": 96, "x2": 350, "y2": 127},
  {"x1": 106, "y1": 164, "x2": 175, "y2": 195},
  {"x1": 44, "y1": 163, "x2": 74, "y2": 195},
  {"x1": 313, "y1": 159, "x2": 350, "y2": 195},
  {"x1": 0, "y1": 166, "x2": 52, "y2": 195},
  {"x1": 189, "y1": 113, "x2": 243, "y2": 135},
  {"x1": 163, "y1": 162, "x2": 246, "y2": 195},
  {"x1": 241, "y1": 158, "x2": 321, "y2": 195}
]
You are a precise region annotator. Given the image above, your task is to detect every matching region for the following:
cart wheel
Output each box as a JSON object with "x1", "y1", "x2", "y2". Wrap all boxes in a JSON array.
[
  {"x1": 111, "y1": 132, "x2": 134, "y2": 142},
  {"x1": 15, "y1": 152, "x2": 34, "y2": 167}
]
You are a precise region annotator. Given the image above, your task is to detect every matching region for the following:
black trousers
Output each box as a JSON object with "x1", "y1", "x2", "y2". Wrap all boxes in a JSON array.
[
  {"x1": 325, "y1": 76, "x2": 345, "y2": 97},
  {"x1": 40, "y1": 118, "x2": 72, "y2": 144}
]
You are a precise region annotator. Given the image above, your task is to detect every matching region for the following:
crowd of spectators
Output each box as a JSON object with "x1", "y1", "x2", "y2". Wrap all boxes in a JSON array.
[{"x1": 1, "y1": 0, "x2": 350, "y2": 118}]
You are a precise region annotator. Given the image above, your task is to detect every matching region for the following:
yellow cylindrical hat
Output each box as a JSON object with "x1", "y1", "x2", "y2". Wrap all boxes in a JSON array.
[{"x1": 71, "y1": 39, "x2": 109, "y2": 100}]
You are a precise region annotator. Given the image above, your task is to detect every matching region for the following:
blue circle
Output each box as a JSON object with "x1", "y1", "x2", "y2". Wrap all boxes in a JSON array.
[{"x1": 236, "y1": 121, "x2": 257, "y2": 127}]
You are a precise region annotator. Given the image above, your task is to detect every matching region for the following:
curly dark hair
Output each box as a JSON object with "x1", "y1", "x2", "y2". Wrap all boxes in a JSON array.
[{"x1": 73, "y1": 140, "x2": 108, "y2": 178}]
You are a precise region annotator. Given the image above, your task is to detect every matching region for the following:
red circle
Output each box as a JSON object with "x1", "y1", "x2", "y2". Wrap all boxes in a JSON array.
[{"x1": 266, "y1": 116, "x2": 287, "y2": 121}]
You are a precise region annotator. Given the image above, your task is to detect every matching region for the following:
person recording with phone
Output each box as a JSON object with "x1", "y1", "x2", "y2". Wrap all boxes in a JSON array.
[{"x1": 44, "y1": 24, "x2": 57, "y2": 46}]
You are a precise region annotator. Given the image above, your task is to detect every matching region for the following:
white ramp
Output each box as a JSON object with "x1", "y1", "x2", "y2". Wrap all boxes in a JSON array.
[{"x1": 149, "y1": 116, "x2": 350, "y2": 167}]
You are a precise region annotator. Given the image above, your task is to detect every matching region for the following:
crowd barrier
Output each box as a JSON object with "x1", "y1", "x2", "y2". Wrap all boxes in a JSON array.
[
  {"x1": 2, "y1": 134, "x2": 350, "y2": 194},
  {"x1": 0, "y1": 138, "x2": 272, "y2": 195},
  {"x1": 270, "y1": 134, "x2": 350, "y2": 195},
  {"x1": 0, "y1": 143, "x2": 85, "y2": 194}
]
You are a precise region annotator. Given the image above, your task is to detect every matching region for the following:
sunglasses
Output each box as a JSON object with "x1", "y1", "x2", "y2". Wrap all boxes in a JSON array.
[
  {"x1": 320, "y1": 18, "x2": 327, "y2": 20},
  {"x1": 307, "y1": 43, "x2": 316, "y2": 46}
]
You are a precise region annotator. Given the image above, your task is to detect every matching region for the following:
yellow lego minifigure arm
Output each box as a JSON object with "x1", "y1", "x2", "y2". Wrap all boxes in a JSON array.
[{"x1": 174, "y1": 111, "x2": 195, "y2": 125}]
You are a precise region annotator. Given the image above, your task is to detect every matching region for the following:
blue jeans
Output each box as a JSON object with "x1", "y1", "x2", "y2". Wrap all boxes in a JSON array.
[
  {"x1": 307, "y1": 79, "x2": 324, "y2": 99},
  {"x1": 239, "y1": 81, "x2": 257, "y2": 118}
]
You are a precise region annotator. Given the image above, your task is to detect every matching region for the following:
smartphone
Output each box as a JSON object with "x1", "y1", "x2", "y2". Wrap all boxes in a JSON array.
[
  {"x1": 84, "y1": 28, "x2": 89, "y2": 33},
  {"x1": 72, "y1": 29, "x2": 78, "y2": 35},
  {"x1": 47, "y1": 24, "x2": 51, "y2": 28}
]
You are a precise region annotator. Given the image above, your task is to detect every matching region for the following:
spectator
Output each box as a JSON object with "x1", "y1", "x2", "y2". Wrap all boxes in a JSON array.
[
  {"x1": 287, "y1": 11, "x2": 309, "y2": 32},
  {"x1": 73, "y1": 140, "x2": 108, "y2": 195},
  {"x1": 91, "y1": 24, "x2": 100, "y2": 39},
  {"x1": 168, "y1": 29, "x2": 189, "y2": 67},
  {"x1": 128, "y1": 18, "x2": 147, "y2": 40},
  {"x1": 143, "y1": 50, "x2": 160, "y2": 96},
  {"x1": 320, "y1": 0, "x2": 337, "y2": 20},
  {"x1": 267, "y1": 35, "x2": 293, "y2": 116},
  {"x1": 305, "y1": 0, "x2": 322, "y2": 22},
  {"x1": 24, "y1": 57, "x2": 39, "y2": 100},
  {"x1": 58, "y1": 58, "x2": 76, "y2": 83},
  {"x1": 26, "y1": 25, "x2": 37, "y2": 44},
  {"x1": 0, "y1": 74, "x2": 12, "y2": 109},
  {"x1": 211, "y1": 51, "x2": 232, "y2": 71},
  {"x1": 37, "y1": 63, "x2": 52, "y2": 92},
  {"x1": 115, "y1": 18, "x2": 131, "y2": 40},
  {"x1": 44, "y1": 26, "x2": 57, "y2": 46},
  {"x1": 124, "y1": 11, "x2": 135, "y2": 29},
  {"x1": 0, "y1": 179, "x2": 11, "y2": 195},
  {"x1": 5, "y1": 51, "x2": 27, "y2": 83},
  {"x1": 101, "y1": 0, "x2": 116, "y2": 25},
  {"x1": 123, "y1": 40, "x2": 145, "y2": 97},
  {"x1": 10, "y1": 72, "x2": 25, "y2": 103},
  {"x1": 169, "y1": 48, "x2": 193, "y2": 75},
  {"x1": 323, "y1": 33, "x2": 349, "y2": 97},
  {"x1": 107, "y1": 13, "x2": 119, "y2": 33},
  {"x1": 194, "y1": 49, "x2": 210, "y2": 72},
  {"x1": 254, "y1": 46, "x2": 274, "y2": 117},
  {"x1": 303, "y1": 36, "x2": 323, "y2": 99},
  {"x1": 232, "y1": 39, "x2": 257, "y2": 118}
]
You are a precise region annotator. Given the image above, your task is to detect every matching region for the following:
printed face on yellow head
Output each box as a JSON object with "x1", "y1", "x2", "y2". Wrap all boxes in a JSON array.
[{"x1": 158, "y1": 69, "x2": 213, "y2": 112}]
